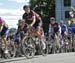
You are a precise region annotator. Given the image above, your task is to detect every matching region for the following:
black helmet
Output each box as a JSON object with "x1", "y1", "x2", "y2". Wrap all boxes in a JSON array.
[{"x1": 23, "y1": 5, "x2": 30, "y2": 10}]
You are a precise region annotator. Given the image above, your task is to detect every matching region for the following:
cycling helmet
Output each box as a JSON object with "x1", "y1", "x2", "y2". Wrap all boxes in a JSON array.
[{"x1": 23, "y1": 5, "x2": 30, "y2": 10}]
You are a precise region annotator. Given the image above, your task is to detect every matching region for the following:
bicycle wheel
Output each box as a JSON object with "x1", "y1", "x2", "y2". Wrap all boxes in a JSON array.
[
  {"x1": 7, "y1": 39, "x2": 16, "y2": 58},
  {"x1": 22, "y1": 37, "x2": 35, "y2": 59}
]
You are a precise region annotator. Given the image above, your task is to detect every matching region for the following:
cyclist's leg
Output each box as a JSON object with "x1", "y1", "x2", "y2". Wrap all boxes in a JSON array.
[
  {"x1": 33, "y1": 21, "x2": 46, "y2": 50},
  {"x1": 1, "y1": 35, "x2": 8, "y2": 53},
  {"x1": 40, "y1": 29, "x2": 46, "y2": 49},
  {"x1": 1, "y1": 27, "x2": 9, "y2": 53}
]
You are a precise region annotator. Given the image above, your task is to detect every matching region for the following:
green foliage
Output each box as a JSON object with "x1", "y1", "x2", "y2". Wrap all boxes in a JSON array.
[
  {"x1": 30, "y1": 0, "x2": 55, "y2": 17},
  {"x1": 30, "y1": 0, "x2": 40, "y2": 9}
]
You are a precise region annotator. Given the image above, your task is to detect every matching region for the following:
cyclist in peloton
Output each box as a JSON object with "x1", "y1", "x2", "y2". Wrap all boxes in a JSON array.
[
  {"x1": 49, "y1": 17, "x2": 61, "y2": 40},
  {"x1": 69, "y1": 19, "x2": 75, "y2": 36},
  {"x1": 15, "y1": 19, "x2": 29, "y2": 49},
  {"x1": 22, "y1": 5, "x2": 46, "y2": 49},
  {"x1": 59, "y1": 20, "x2": 68, "y2": 37},
  {"x1": 0, "y1": 17, "x2": 9, "y2": 53}
]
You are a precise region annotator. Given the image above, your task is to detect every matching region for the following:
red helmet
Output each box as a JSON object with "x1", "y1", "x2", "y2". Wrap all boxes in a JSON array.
[{"x1": 0, "y1": 17, "x2": 4, "y2": 24}]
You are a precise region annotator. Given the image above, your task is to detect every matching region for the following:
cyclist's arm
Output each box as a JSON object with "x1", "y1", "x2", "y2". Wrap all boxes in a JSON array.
[
  {"x1": 4, "y1": 22, "x2": 8, "y2": 27},
  {"x1": 31, "y1": 11, "x2": 42, "y2": 27},
  {"x1": 30, "y1": 15, "x2": 36, "y2": 26},
  {"x1": 58, "y1": 25, "x2": 61, "y2": 34},
  {"x1": 66, "y1": 26, "x2": 68, "y2": 33},
  {"x1": 0, "y1": 23, "x2": 3, "y2": 32},
  {"x1": 22, "y1": 13, "x2": 26, "y2": 22},
  {"x1": 22, "y1": 14, "x2": 25, "y2": 19},
  {"x1": 49, "y1": 24, "x2": 52, "y2": 33},
  {"x1": 0, "y1": 22, "x2": 8, "y2": 32}
]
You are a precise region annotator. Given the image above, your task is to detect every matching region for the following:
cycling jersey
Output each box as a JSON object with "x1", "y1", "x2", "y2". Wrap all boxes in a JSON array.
[
  {"x1": 61, "y1": 24, "x2": 67, "y2": 34},
  {"x1": 53, "y1": 23, "x2": 59, "y2": 33},
  {"x1": 49, "y1": 22, "x2": 61, "y2": 33},
  {"x1": 69, "y1": 23, "x2": 75, "y2": 33},
  {"x1": 0, "y1": 23, "x2": 8, "y2": 37},
  {"x1": 16, "y1": 24, "x2": 27, "y2": 38},
  {"x1": 22, "y1": 10, "x2": 41, "y2": 28}
]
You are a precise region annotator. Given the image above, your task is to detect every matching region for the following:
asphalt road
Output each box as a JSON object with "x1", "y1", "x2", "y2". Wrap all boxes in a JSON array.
[{"x1": 0, "y1": 52, "x2": 75, "y2": 63}]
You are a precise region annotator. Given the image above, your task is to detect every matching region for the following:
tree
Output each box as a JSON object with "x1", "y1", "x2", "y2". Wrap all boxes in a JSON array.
[
  {"x1": 30, "y1": 0, "x2": 40, "y2": 9},
  {"x1": 30, "y1": 0, "x2": 55, "y2": 16}
]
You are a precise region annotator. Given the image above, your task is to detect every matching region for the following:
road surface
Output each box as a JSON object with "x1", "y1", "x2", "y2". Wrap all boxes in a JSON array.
[{"x1": 0, "y1": 52, "x2": 75, "y2": 63}]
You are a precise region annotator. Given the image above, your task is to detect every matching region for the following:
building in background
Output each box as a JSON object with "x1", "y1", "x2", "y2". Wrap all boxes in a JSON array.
[{"x1": 55, "y1": 0, "x2": 75, "y2": 23}]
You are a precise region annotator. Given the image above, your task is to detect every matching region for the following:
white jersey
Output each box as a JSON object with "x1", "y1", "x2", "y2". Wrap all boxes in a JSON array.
[{"x1": 48, "y1": 24, "x2": 61, "y2": 34}]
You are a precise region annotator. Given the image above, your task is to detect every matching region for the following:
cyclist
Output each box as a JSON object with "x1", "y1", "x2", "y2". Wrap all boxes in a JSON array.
[
  {"x1": 49, "y1": 17, "x2": 61, "y2": 40},
  {"x1": 15, "y1": 19, "x2": 27, "y2": 45},
  {"x1": 60, "y1": 20, "x2": 68, "y2": 37},
  {"x1": 59, "y1": 20, "x2": 68, "y2": 46},
  {"x1": 69, "y1": 19, "x2": 75, "y2": 36},
  {"x1": 22, "y1": 5, "x2": 46, "y2": 50},
  {"x1": 0, "y1": 17, "x2": 9, "y2": 53},
  {"x1": 68, "y1": 20, "x2": 75, "y2": 37},
  {"x1": 22, "y1": 5, "x2": 42, "y2": 27}
]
